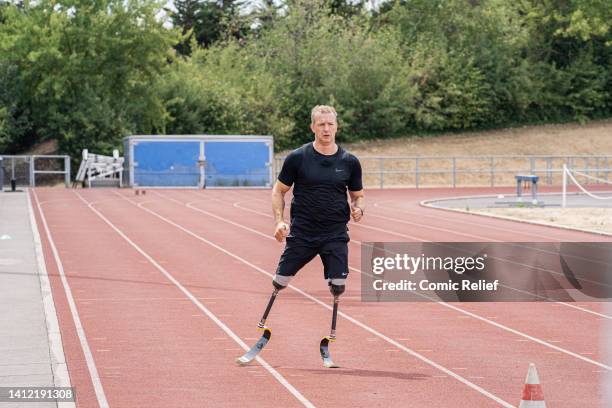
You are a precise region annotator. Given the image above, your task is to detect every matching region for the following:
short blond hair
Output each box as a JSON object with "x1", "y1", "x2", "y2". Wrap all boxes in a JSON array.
[{"x1": 311, "y1": 105, "x2": 337, "y2": 124}]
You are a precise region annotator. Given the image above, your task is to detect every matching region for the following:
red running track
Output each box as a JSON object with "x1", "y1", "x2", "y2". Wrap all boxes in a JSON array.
[{"x1": 29, "y1": 187, "x2": 612, "y2": 408}]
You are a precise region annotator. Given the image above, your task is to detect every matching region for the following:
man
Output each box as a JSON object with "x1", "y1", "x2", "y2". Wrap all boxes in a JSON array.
[
  {"x1": 236, "y1": 105, "x2": 364, "y2": 368},
  {"x1": 272, "y1": 105, "x2": 364, "y2": 291}
]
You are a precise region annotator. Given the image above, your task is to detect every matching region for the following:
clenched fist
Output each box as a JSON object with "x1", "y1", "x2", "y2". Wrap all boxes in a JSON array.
[
  {"x1": 351, "y1": 205, "x2": 363, "y2": 222},
  {"x1": 274, "y1": 221, "x2": 289, "y2": 242}
]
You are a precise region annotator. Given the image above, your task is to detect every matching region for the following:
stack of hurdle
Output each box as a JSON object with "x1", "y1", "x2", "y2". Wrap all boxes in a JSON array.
[{"x1": 75, "y1": 149, "x2": 124, "y2": 188}]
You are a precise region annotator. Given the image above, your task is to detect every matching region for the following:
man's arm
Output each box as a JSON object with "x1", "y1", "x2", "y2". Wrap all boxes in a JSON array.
[
  {"x1": 272, "y1": 180, "x2": 291, "y2": 242},
  {"x1": 349, "y1": 189, "x2": 365, "y2": 222}
]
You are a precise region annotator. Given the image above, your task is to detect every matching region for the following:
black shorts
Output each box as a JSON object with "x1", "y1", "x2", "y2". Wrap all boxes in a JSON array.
[{"x1": 276, "y1": 236, "x2": 349, "y2": 281}]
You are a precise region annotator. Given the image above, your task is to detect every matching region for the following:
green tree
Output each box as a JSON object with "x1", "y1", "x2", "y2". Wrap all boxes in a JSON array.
[
  {"x1": 329, "y1": 0, "x2": 365, "y2": 18},
  {"x1": 520, "y1": 0, "x2": 611, "y2": 121},
  {"x1": 252, "y1": 0, "x2": 417, "y2": 147},
  {"x1": 387, "y1": 0, "x2": 541, "y2": 129},
  {"x1": 172, "y1": 0, "x2": 250, "y2": 54},
  {"x1": 0, "y1": 62, "x2": 31, "y2": 153},
  {"x1": 0, "y1": 0, "x2": 179, "y2": 162},
  {"x1": 172, "y1": 0, "x2": 203, "y2": 55},
  {"x1": 157, "y1": 41, "x2": 293, "y2": 142}
]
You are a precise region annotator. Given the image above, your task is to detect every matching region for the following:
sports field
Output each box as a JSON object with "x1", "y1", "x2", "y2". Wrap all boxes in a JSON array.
[{"x1": 23, "y1": 187, "x2": 612, "y2": 407}]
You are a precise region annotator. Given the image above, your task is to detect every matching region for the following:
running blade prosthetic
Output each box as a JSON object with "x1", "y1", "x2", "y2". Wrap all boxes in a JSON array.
[
  {"x1": 236, "y1": 328, "x2": 272, "y2": 365},
  {"x1": 319, "y1": 336, "x2": 339, "y2": 368}
]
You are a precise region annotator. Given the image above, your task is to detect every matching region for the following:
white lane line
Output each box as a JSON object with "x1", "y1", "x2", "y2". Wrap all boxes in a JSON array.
[
  {"x1": 379, "y1": 200, "x2": 612, "y2": 267},
  {"x1": 129, "y1": 191, "x2": 514, "y2": 407},
  {"x1": 364, "y1": 211, "x2": 500, "y2": 241},
  {"x1": 27, "y1": 190, "x2": 75, "y2": 408},
  {"x1": 167, "y1": 191, "x2": 612, "y2": 371},
  {"x1": 234, "y1": 193, "x2": 609, "y2": 269},
  {"x1": 374, "y1": 200, "x2": 560, "y2": 241},
  {"x1": 77, "y1": 191, "x2": 315, "y2": 408},
  {"x1": 369, "y1": 202, "x2": 612, "y2": 292},
  {"x1": 32, "y1": 190, "x2": 109, "y2": 408},
  {"x1": 230, "y1": 196, "x2": 611, "y2": 320}
]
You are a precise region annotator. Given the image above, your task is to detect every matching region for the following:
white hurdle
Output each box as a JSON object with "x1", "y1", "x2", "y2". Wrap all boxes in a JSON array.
[{"x1": 75, "y1": 149, "x2": 124, "y2": 188}]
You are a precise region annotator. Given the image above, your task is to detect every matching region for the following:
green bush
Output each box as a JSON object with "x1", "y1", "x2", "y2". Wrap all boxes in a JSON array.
[
  {"x1": 0, "y1": 0, "x2": 610, "y2": 155},
  {"x1": 0, "y1": 0, "x2": 178, "y2": 163}
]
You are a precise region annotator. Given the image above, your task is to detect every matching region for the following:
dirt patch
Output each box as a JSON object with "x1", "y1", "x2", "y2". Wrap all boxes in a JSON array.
[
  {"x1": 328, "y1": 120, "x2": 612, "y2": 187},
  {"x1": 475, "y1": 207, "x2": 612, "y2": 235},
  {"x1": 23, "y1": 139, "x2": 59, "y2": 155},
  {"x1": 343, "y1": 120, "x2": 612, "y2": 157}
]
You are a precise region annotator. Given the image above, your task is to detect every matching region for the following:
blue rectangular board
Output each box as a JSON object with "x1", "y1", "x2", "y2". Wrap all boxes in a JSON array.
[
  {"x1": 204, "y1": 141, "x2": 270, "y2": 187},
  {"x1": 133, "y1": 141, "x2": 200, "y2": 187}
]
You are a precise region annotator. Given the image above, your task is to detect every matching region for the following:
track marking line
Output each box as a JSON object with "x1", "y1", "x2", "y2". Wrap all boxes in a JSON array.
[
  {"x1": 229, "y1": 196, "x2": 612, "y2": 319},
  {"x1": 362, "y1": 211, "x2": 500, "y2": 241},
  {"x1": 373, "y1": 200, "x2": 565, "y2": 241},
  {"x1": 76, "y1": 192, "x2": 316, "y2": 408},
  {"x1": 369, "y1": 202, "x2": 612, "y2": 290},
  {"x1": 422, "y1": 195, "x2": 612, "y2": 239},
  {"x1": 26, "y1": 190, "x2": 75, "y2": 408},
  {"x1": 32, "y1": 190, "x2": 109, "y2": 408},
  {"x1": 124, "y1": 191, "x2": 515, "y2": 407},
  {"x1": 163, "y1": 190, "x2": 612, "y2": 371},
  {"x1": 232, "y1": 193, "x2": 612, "y2": 285}
]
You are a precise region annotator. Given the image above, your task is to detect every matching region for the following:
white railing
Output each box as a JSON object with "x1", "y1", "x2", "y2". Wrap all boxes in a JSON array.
[
  {"x1": 274, "y1": 155, "x2": 612, "y2": 188},
  {"x1": 0, "y1": 155, "x2": 71, "y2": 188}
]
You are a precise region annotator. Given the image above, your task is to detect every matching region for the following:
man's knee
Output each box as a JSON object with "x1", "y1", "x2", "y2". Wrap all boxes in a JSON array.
[
  {"x1": 328, "y1": 278, "x2": 346, "y2": 296},
  {"x1": 273, "y1": 274, "x2": 292, "y2": 290}
]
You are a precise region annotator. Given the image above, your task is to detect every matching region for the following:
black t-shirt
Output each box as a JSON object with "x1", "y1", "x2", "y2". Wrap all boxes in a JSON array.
[{"x1": 278, "y1": 142, "x2": 363, "y2": 238}]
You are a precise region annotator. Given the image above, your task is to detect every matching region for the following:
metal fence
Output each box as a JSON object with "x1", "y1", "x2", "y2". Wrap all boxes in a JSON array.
[
  {"x1": 274, "y1": 155, "x2": 612, "y2": 188},
  {"x1": 1, "y1": 155, "x2": 71, "y2": 188}
]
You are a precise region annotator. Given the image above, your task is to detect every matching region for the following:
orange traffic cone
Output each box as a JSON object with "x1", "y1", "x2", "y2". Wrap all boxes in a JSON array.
[{"x1": 519, "y1": 363, "x2": 546, "y2": 408}]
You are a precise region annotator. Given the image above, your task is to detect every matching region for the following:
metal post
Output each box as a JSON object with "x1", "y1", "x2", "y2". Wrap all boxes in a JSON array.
[
  {"x1": 546, "y1": 158, "x2": 552, "y2": 185},
  {"x1": 530, "y1": 156, "x2": 535, "y2": 174},
  {"x1": 11, "y1": 157, "x2": 16, "y2": 189},
  {"x1": 585, "y1": 157, "x2": 589, "y2": 177},
  {"x1": 64, "y1": 156, "x2": 71, "y2": 187},
  {"x1": 30, "y1": 156, "x2": 35, "y2": 187},
  {"x1": 452, "y1": 157, "x2": 456, "y2": 188},
  {"x1": 0, "y1": 157, "x2": 3, "y2": 192},
  {"x1": 562, "y1": 164, "x2": 567, "y2": 208},
  {"x1": 596, "y1": 157, "x2": 600, "y2": 183},
  {"x1": 415, "y1": 158, "x2": 420, "y2": 189},
  {"x1": 490, "y1": 157, "x2": 495, "y2": 187}
]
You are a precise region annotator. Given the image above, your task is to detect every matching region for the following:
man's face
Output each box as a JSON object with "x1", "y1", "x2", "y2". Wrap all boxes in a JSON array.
[{"x1": 310, "y1": 112, "x2": 337, "y2": 145}]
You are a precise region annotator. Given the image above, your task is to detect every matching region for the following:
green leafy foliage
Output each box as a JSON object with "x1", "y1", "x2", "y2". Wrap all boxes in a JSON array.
[
  {"x1": 0, "y1": 0, "x2": 610, "y2": 155},
  {"x1": 0, "y1": 0, "x2": 179, "y2": 163}
]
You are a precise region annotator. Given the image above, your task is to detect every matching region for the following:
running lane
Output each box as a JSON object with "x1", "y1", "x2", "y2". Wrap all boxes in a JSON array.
[{"x1": 31, "y1": 188, "x2": 309, "y2": 408}]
